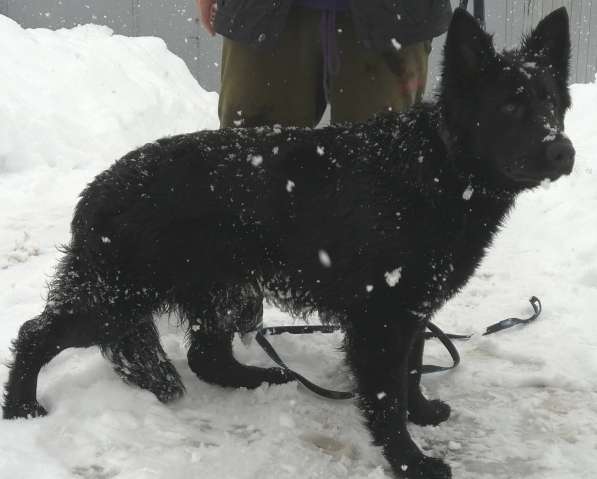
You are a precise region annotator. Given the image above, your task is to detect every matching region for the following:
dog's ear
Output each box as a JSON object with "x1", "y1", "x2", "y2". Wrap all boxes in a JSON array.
[
  {"x1": 523, "y1": 7, "x2": 570, "y2": 81},
  {"x1": 443, "y1": 8, "x2": 496, "y2": 82}
]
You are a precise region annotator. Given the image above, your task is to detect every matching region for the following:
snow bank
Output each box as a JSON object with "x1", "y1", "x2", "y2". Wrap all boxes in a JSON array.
[
  {"x1": 1, "y1": 14, "x2": 597, "y2": 479},
  {"x1": 0, "y1": 14, "x2": 217, "y2": 174}
]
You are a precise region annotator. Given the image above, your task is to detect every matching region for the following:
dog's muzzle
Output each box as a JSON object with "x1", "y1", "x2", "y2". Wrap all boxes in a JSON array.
[{"x1": 545, "y1": 137, "x2": 575, "y2": 178}]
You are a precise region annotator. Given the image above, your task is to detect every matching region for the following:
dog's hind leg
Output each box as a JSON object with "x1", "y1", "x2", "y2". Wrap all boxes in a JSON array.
[
  {"x1": 3, "y1": 305, "x2": 99, "y2": 419},
  {"x1": 407, "y1": 331, "x2": 451, "y2": 426},
  {"x1": 184, "y1": 284, "x2": 292, "y2": 389},
  {"x1": 100, "y1": 318, "x2": 185, "y2": 403},
  {"x1": 3, "y1": 255, "x2": 160, "y2": 419}
]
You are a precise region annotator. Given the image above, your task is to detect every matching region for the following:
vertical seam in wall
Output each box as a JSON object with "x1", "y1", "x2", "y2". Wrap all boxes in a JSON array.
[
  {"x1": 131, "y1": 0, "x2": 138, "y2": 36},
  {"x1": 585, "y1": 0, "x2": 592, "y2": 81},
  {"x1": 576, "y1": 0, "x2": 583, "y2": 83}
]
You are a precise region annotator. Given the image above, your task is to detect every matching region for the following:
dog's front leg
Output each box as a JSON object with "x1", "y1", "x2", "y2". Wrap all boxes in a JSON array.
[
  {"x1": 345, "y1": 303, "x2": 451, "y2": 479},
  {"x1": 407, "y1": 331, "x2": 451, "y2": 427}
]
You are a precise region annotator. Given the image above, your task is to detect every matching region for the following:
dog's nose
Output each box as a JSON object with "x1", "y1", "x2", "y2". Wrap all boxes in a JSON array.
[{"x1": 546, "y1": 140, "x2": 575, "y2": 175}]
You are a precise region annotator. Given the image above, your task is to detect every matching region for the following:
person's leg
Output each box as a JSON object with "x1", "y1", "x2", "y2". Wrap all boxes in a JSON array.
[
  {"x1": 330, "y1": 12, "x2": 431, "y2": 123},
  {"x1": 218, "y1": 7, "x2": 326, "y2": 128}
]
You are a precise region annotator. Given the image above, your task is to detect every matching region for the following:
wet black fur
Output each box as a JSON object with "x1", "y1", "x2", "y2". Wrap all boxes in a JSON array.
[{"x1": 3, "y1": 9, "x2": 574, "y2": 479}]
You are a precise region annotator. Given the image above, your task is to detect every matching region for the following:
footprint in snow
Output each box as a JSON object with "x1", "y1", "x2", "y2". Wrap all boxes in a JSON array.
[
  {"x1": 2, "y1": 231, "x2": 40, "y2": 269},
  {"x1": 72, "y1": 465, "x2": 118, "y2": 479},
  {"x1": 300, "y1": 432, "x2": 358, "y2": 460},
  {"x1": 228, "y1": 423, "x2": 265, "y2": 443}
]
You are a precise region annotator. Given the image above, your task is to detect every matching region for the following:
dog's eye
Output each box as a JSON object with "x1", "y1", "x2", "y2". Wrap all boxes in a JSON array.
[
  {"x1": 501, "y1": 103, "x2": 520, "y2": 115},
  {"x1": 543, "y1": 94, "x2": 556, "y2": 107},
  {"x1": 537, "y1": 88, "x2": 556, "y2": 105}
]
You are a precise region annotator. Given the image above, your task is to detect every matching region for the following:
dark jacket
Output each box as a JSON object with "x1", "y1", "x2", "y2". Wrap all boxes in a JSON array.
[{"x1": 214, "y1": 0, "x2": 452, "y2": 50}]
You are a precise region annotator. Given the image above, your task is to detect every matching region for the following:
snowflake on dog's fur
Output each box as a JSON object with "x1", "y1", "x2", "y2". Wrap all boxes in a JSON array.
[
  {"x1": 384, "y1": 268, "x2": 402, "y2": 287},
  {"x1": 462, "y1": 185, "x2": 474, "y2": 200},
  {"x1": 248, "y1": 154, "x2": 263, "y2": 167}
]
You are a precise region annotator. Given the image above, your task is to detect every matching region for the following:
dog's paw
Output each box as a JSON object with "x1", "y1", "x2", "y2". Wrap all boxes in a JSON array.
[
  {"x1": 3, "y1": 400, "x2": 48, "y2": 419},
  {"x1": 408, "y1": 399, "x2": 451, "y2": 426},
  {"x1": 397, "y1": 456, "x2": 452, "y2": 479},
  {"x1": 261, "y1": 366, "x2": 294, "y2": 386},
  {"x1": 154, "y1": 379, "x2": 186, "y2": 403}
]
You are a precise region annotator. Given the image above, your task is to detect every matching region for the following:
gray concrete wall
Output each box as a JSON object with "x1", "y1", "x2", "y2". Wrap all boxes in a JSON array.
[{"x1": 2, "y1": 1, "x2": 596, "y2": 95}]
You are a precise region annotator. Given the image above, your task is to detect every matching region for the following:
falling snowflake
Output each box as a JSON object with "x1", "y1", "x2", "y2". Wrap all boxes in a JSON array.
[{"x1": 318, "y1": 250, "x2": 332, "y2": 267}]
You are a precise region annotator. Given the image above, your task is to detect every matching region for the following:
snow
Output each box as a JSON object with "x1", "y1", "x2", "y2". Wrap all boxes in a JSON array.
[
  {"x1": 462, "y1": 185, "x2": 474, "y2": 201},
  {"x1": 1, "y1": 14, "x2": 597, "y2": 479},
  {"x1": 390, "y1": 38, "x2": 402, "y2": 51},
  {"x1": 318, "y1": 250, "x2": 332, "y2": 268},
  {"x1": 248, "y1": 154, "x2": 263, "y2": 167},
  {"x1": 384, "y1": 268, "x2": 403, "y2": 288}
]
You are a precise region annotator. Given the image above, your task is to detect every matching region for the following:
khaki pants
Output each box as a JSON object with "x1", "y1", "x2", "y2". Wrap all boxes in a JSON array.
[{"x1": 219, "y1": 7, "x2": 431, "y2": 128}]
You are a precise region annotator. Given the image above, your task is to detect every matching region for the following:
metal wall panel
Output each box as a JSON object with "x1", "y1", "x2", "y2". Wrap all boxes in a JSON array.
[
  {"x1": 428, "y1": 0, "x2": 597, "y2": 94},
  {"x1": 487, "y1": 0, "x2": 597, "y2": 83}
]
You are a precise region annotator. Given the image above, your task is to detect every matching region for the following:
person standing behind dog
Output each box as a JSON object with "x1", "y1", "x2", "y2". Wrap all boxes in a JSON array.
[{"x1": 196, "y1": 0, "x2": 452, "y2": 128}]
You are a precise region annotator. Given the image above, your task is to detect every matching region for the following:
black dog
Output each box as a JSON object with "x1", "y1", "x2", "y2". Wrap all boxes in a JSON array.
[{"x1": 3, "y1": 8, "x2": 574, "y2": 479}]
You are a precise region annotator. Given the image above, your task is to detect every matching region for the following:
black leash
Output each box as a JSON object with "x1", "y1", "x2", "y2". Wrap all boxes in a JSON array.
[
  {"x1": 459, "y1": 0, "x2": 486, "y2": 28},
  {"x1": 255, "y1": 296, "x2": 542, "y2": 400},
  {"x1": 255, "y1": 326, "x2": 354, "y2": 400}
]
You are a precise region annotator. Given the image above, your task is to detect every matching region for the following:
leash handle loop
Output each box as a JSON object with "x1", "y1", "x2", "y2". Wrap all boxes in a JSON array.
[
  {"x1": 255, "y1": 329, "x2": 354, "y2": 400},
  {"x1": 255, "y1": 321, "x2": 462, "y2": 399}
]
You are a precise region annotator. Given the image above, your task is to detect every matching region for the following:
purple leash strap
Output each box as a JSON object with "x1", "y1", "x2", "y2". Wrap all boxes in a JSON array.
[{"x1": 320, "y1": 9, "x2": 341, "y2": 101}]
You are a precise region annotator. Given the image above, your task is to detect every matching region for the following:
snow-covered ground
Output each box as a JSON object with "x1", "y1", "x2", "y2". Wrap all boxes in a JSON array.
[{"x1": 1, "y1": 14, "x2": 597, "y2": 479}]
